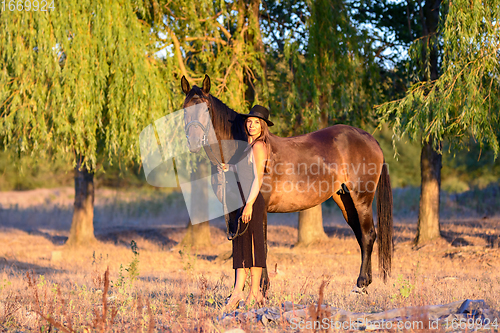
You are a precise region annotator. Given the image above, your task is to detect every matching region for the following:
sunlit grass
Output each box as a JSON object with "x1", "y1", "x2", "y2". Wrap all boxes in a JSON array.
[{"x1": 0, "y1": 187, "x2": 499, "y2": 331}]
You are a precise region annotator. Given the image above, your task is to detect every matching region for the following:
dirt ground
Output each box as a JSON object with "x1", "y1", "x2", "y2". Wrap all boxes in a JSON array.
[{"x1": 0, "y1": 187, "x2": 499, "y2": 332}]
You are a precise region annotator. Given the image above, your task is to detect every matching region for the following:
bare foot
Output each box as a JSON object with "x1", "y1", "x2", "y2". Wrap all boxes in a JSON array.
[
  {"x1": 245, "y1": 291, "x2": 265, "y2": 308},
  {"x1": 223, "y1": 290, "x2": 245, "y2": 312}
]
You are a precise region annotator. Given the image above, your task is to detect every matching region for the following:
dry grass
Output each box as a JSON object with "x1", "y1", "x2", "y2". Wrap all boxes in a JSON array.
[{"x1": 0, "y1": 187, "x2": 500, "y2": 332}]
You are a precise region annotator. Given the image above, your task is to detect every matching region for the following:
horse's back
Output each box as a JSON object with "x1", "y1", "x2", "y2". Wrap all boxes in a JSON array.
[{"x1": 270, "y1": 124, "x2": 383, "y2": 163}]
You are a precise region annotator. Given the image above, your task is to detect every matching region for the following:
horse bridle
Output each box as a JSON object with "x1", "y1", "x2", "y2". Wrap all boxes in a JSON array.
[
  {"x1": 184, "y1": 104, "x2": 213, "y2": 149},
  {"x1": 183, "y1": 98, "x2": 249, "y2": 240},
  {"x1": 184, "y1": 102, "x2": 226, "y2": 169}
]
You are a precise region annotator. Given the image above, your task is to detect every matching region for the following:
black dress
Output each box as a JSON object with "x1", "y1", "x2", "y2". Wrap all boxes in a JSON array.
[{"x1": 231, "y1": 146, "x2": 267, "y2": 269}]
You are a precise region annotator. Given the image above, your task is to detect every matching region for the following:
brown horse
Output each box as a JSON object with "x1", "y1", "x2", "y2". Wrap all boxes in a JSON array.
[{"x1": 181, "y1": 75, "x2": 393, "y2": 294}]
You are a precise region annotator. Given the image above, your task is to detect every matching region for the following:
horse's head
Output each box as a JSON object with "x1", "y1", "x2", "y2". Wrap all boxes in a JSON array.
[{"x1": 181, "y1": 75, "x2": 213, "y2": 153}]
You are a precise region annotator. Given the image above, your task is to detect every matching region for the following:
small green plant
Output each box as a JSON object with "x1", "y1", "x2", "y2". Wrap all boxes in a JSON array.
[
  {"x1": 114, "y1": 264, "x2": 126, "y2": 288},
  {"x1": 0, "y1": 279, "x2": 11, "y2": 291},
  {"x1": 113, "y1": 240, "x2": 140, "y2": 290},
  {"x1": 179, "y1": 246, "x2": 197, "y2": 274},
  {"x1": 391, "y1": 274, "x2": 415, "y2": 302},
  {"x1": 125, "y1": 240, "x2": 140, "y2": 283}
]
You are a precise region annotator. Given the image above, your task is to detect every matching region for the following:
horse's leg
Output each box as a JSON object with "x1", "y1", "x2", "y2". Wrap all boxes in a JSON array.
[
  {"x1": 353, "y1": 204, "x2": 376, "y2": 289},
  {"x1": 333, "y1": 191, "x2": 376, "y2": 291},
  {"x1": 260, "y1": 211, "x2": 270, "y2": 297}
]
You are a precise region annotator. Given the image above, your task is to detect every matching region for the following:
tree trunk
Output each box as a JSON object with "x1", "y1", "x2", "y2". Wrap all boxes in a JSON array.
[
  {"x1": 296, "y1": 98, "x2": 329, "y2": 246},
  {"x1": 415, "y1": 0, "x2": 442, "y2": 246},
  {"x1": 66, "y1": 160, "x2": 97, "y2": 246},
  {"x1": 297, "y1": 204, "x2": 328, "y2": 246},
  {"x1": 415, "y1": 140, "x2": 442, "y2": 245},
  {"x1": 181, "y1": 162, "x2": 211, "y2": 249},
  {"x1": 182, "y1": 221, "x2": 212, "y2": 250},
  {"x1": 248, "y1": 0, "x2": 268, "y2": 103}
]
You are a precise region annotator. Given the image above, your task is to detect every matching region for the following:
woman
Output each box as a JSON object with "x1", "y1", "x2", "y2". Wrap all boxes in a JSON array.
[{"x1": 218, "y1": 105, "x2": 273, "y2": 311}]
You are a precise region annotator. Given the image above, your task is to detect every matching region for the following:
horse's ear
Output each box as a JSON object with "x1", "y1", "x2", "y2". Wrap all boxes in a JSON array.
[
  {"x1": 181, "y1": 76, "x2": 190, "y2": 95},
  {"x1": 202, "y1": 74, "x2": 211, "y2": 94}
]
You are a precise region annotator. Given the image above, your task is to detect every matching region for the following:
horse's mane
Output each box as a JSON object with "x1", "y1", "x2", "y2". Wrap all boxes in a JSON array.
[{"x1": 209, "y1": 94, "x2": 246, "y2": 141}]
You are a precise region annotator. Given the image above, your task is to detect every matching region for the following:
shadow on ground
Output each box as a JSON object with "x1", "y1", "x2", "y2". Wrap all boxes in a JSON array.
[
  {"x1": 0, "y1": 259, "x2": 67, "y2": 276},
  {"x1": 97, "y1": 227, "x2": 181, "y2": 250},
  {"x1": 25, "y1": 229, "x2": 68, "y2": 245}
]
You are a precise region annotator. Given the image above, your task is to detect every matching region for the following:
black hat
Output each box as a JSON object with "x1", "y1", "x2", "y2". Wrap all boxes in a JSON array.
[{"x1": 240, "y1": 105, "x2": 274, "y2": 126}]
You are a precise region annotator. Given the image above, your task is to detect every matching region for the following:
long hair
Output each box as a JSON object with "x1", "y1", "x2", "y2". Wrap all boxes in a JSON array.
[{"x1": 244, "y1": 118, "x2": 272, "y2": 174}]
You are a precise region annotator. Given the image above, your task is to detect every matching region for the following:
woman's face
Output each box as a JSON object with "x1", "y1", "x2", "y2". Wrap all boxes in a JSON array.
[{"x1": 246, "y1": 117, "x2": 262, "y2": 138}]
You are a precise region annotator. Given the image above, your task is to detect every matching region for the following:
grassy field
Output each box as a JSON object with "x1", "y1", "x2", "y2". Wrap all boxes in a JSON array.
[{"x1": 0, "y1": 187, "x2": 499, "y2": 332}]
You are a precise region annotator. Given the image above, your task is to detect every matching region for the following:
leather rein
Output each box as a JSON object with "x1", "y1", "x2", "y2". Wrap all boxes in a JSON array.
[{"x1": 184, "y1": 101, "x2": 249, "y2": 240}]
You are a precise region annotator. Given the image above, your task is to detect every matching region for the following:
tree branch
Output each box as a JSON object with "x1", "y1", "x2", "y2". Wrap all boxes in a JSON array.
[
  {"x1": 407, "y1": 0, "x2": 413, "y2": 38},
  {"x1": 164, "y1": 7, "x2": 187, "y2": 20},
  {"x1": 199, "y1": 11, "x2": 223, "y2": 22},
  {"x1": 185, "y1": 36, "x2": 227, "y2": 45},
  {"x1": 167, "y1": 28, "x2": 191, "y2": 82},
  {"x1": 375, "y1": 42, "x2": 395, "y2": 58},
  {"x1": 217, "y1": 56, "x2": 239, "y2": 96},
  {"x1": 216, "y1": 22, "x2": 232, "y2": 40}
]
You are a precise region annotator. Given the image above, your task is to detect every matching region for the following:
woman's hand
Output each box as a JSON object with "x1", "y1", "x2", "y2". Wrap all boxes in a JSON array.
[
  {"x1": 217, "y1": 163, "x2": 229, "y2": 173},
  {"x1": 241, "y1": 203, "x2": 253, "y2": 223},
  {"x1": 217, "y1": 163, "x2": 236, "y2": 173}
]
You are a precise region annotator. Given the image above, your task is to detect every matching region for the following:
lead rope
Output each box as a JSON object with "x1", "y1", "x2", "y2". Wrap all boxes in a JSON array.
[
  {"x1": 202, "y1": 130, "x2": 248, "y2": 240},
  {"x1": 217, "y1": 148, "x2": 250, "y2": 241},
  {"x1": 226, "y1": 168, "x2": 250, "y2": 240},
  {"x1": 186, "y1": 105, "x2": 247, "y2": 240}
]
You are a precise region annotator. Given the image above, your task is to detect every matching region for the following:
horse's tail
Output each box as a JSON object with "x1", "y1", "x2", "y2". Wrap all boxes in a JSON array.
[{"x1": 377, "y1": 161, "x2": 393, "y2": 282}]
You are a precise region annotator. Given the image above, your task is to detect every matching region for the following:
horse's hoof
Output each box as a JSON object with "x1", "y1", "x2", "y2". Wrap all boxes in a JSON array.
[{"x1": 351, "y1": 286, "x2": 368, "y2": 295}]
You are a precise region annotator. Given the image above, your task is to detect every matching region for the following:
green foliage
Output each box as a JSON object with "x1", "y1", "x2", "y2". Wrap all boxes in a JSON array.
[
  {"x1": 267, "y1": 0, "x2": 381, "y2": 136},
  {"x1": 374, "y1": 126, "x2": 500, "y2": 192},
  {"x1": 0, "y1": 279, "x2": 12, "y2": 291},
  {"x1": 349, "y1": 0, "x2": 417, "y2": 105},
  {"x1": 37, "y1": 275, "x2": 47, "y2": 288},
  {"x1": 259, "y1": 0, "x2": 309, "y2": 52},
  {"x1": 162, "y1": 0, "x2": 267, "y2": 111},
  {"x1": 377, "y1": 0, "x2": 500, "y2": 156},
  {"x1": 0, "y1": 150, "x2": 73, "y2": 191},
  {"x1": 0, "y1": 0, "x2": 180, "y2": 170},
  {"x1": 115, "y1": 265, "x2": 126, "y2": 289},
  {"x1": 1, "y1": 0, "x2": 497, "y2": 197},
  {"x1": 179, "y1": 246, "x2": 198, "y2": 274},
  {"x1": 442, "y1": 138, "x2": 500, "y2": 191},
  {"x1": 114, "y1": 240, "x2": 140, "y2": 290},
  {"x1": 0, "y1": 145, "x2": 164, "y2": 191},
  {"x1": 390, "y1": 274, "x2": 415, "y2": 302},
  {"x1": 350, "y1": 0, "x2": 422, "y2": 47},
  {"x1": 125, "y1": 240, "x2": 140, "y2": 283},
  {"x1": 374, "y1": 126, "x2": 421, "y2": 188}
]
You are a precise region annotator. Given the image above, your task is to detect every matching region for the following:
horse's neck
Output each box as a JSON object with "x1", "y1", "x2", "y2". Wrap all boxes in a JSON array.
[
  {"x1": 267, "y1": 133, "x2": 280, "y2": 149},
  {"x1": 210, "y1": 97, "x2": 239, "y2": 141}
]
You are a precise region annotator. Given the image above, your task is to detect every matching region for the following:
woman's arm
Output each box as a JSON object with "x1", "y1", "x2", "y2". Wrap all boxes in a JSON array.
[{"x1": 241, "y1": 141, "x2": 267, "y2": 223}]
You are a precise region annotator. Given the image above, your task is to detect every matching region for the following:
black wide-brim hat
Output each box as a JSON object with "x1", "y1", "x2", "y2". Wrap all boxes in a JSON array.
[{"x1": 240, "y1": 105, "x2": 274, "y2": 127}]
